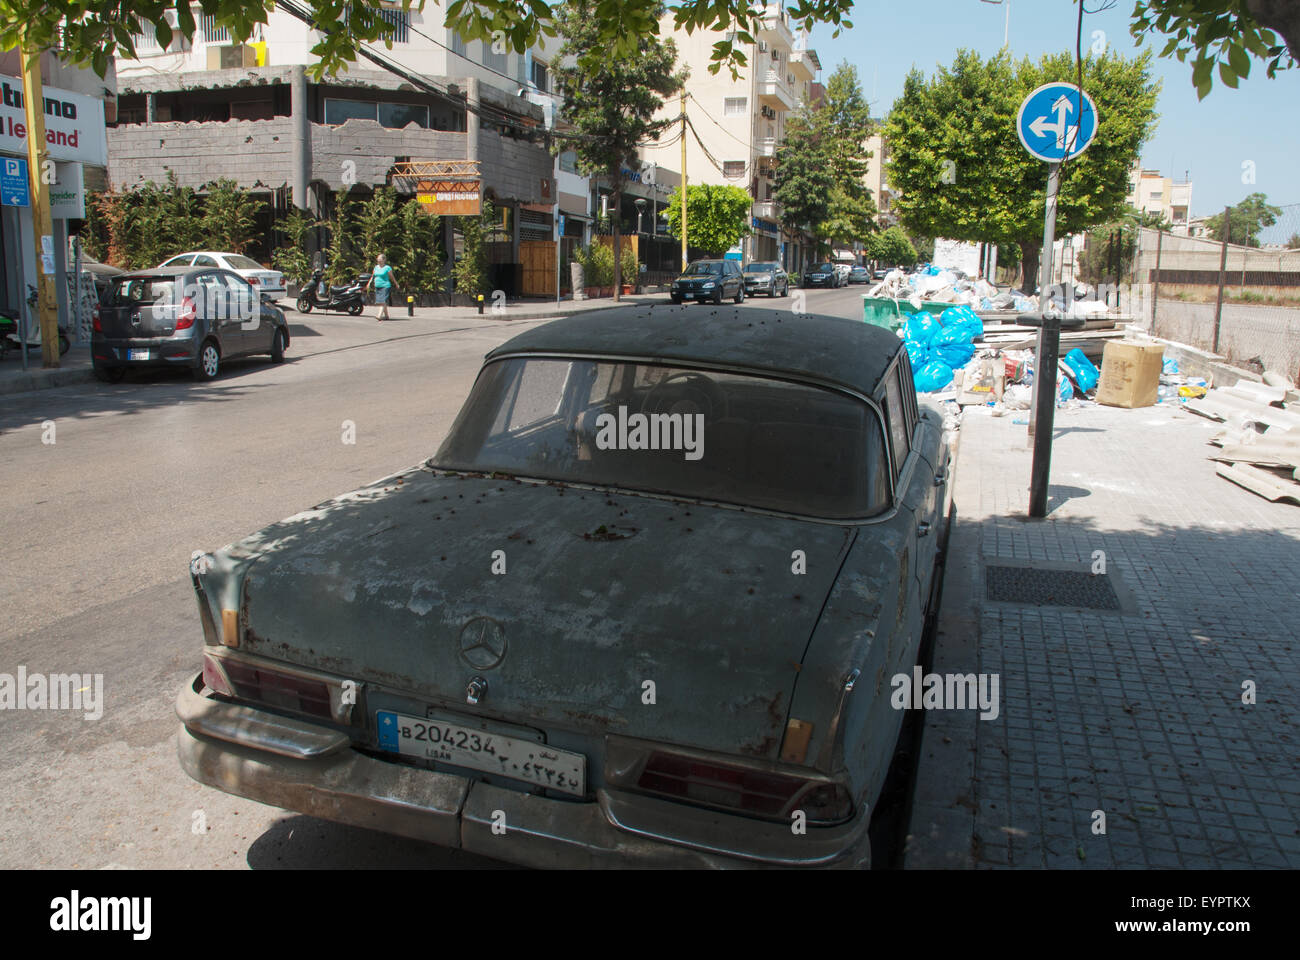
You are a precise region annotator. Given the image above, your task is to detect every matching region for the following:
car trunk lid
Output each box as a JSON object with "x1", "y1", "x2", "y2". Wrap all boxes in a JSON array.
[{"x1": 101, "y1": 276, "x2": 183, "y2": 339}]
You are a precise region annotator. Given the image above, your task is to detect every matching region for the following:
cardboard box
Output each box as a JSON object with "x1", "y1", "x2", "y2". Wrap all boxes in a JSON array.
[{"x1": 1096, "y1": 340, "x2": 1164, "y2": 408}]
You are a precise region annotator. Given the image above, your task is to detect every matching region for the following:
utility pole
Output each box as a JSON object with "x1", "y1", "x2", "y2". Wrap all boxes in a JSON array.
[
  {"x1": 21, "y1": 30, "x2": 59, "y2": 368},
  {"x1": 680, "y1": 92, "x2": 688, "y2": 271}
]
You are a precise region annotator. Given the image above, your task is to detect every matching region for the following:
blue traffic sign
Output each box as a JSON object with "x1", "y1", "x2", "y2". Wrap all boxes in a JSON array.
[
  {"x1": 1016, "y1": 83, "x2": 1099, "y2": 163},
  {"x1": 1, "y1": 156, "x2": 29, "y2": 206}
]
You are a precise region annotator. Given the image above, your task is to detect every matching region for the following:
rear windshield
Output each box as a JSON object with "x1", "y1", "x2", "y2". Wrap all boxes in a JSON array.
[
  {"x1": 433, "y1": 357, "x2": 889, "y2": 519},
  {"x1": 224, "y1": 255, "x2": 265, "y2": 270},
  {"x1": 682, "y1": 262, "x2": 723, "y2": 276},
  {"x1": 109, "y1": 277, "x2": 176, "y2": 305}
]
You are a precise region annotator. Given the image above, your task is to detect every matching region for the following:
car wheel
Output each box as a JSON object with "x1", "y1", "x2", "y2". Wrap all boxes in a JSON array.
[
  {"x1": 670, "y1": 295, "x2": 682, "y2": 304},
  {"x1": 296, "y1": 297, "x2": 313, "y2": 313},
  {"x1": 734, "y1": 284, "x2": 744, "y2": 304},
  {"x1": 193, "y1": 340, "x2": 220, "y2": 381},
  {"x1": 93, "y1": 362, "x2": 125, "y2": 384},
  {"x1": 714, "y1": 288, "x2": 723, "y2": 305},
  {"x1": 58, "y1": 333, "x2": 70, "y2": 357},
  {"x1": 271, "y1": 328, "x2": 287, "y2": 363}
]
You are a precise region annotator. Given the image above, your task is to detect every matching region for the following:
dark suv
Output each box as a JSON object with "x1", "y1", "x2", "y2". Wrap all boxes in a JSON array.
[
  {"x1": 670, "y1": 259, "x2": 745, "y2": 304},
  {"x1": 92, "y1": 266, "x2": 290, "y2": 382},
  {"x1": 802, "y1": 262, "x2": 840, "y2": 288}
]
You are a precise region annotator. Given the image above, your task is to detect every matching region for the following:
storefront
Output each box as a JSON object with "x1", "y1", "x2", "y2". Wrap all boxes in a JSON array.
[{"x1": 0, "y1": 76, "x2": 107, "y2": 342}]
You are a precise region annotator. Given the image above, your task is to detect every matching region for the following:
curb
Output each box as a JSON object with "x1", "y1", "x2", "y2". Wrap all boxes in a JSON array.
[{"x1": 0, "y1": 364, "x2": 96, "y2": 397}]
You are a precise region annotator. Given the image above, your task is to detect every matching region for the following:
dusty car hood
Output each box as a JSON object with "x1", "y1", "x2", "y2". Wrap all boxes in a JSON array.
[{"x1": 234, "y1": 467, "x2": 855, "y2": 758}]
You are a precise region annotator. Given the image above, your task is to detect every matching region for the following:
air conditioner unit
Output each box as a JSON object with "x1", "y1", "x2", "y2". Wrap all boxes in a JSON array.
[
  {"x1": 207, "y1": 43, "x2": 257, "y2": 70},
  {"x1": 757, "y1": 41, "x2": 768, "y2": 52}
]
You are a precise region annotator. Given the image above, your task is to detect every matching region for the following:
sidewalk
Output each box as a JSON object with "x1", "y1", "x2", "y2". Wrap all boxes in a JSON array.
[
  {"x1": 906, "y1": 400, "x2": 1300, "y2": 869},
  {"x1": 0, "y1": 294, "x2": 662, "y2": 397}
]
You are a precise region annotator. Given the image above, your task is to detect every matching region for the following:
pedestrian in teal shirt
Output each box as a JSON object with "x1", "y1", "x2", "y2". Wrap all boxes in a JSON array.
[{"x1": 368, "y1": 253, "x2": 396, "y2": 321}]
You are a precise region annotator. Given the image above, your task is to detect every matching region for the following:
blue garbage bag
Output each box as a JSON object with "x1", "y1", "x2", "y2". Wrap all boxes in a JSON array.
[
  {"x1": 937, "y1": 305, "x2": 984, "y2": 342},
  {"x1": 901, "y1": 312, "x2": 942, "y2": 346},
  {"x1": 925, "y1": 265, "x2": 941, "y2": 276},
  {"x1": 934, "y1": 340, "x2": 975, "y2": 368},
  {"x1": 914, "y1": 359, "x2": 955, "y2": 392},
  {"x1": 1162, "y1": 357, "x2": 1179, "y2": 375},
  {"x1": 904, "y1": 339, "x2": 930, "y2": 370},
  {"x1": 1061, "y1": 348, "x2": 1099, "y2": 393},
  {"x1": 1057, "y1": 374, "x2": 1074, "y2": 402}
]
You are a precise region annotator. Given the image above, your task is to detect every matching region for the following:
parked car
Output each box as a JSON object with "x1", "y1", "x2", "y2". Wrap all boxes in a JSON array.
[
  {"x1": 91, "y1": 266, "x2": 290, "y2": 382},
  {"x1": 873, "y1": 269, "x2": 889, "y2": 281},
  {"x1": 176, "y1": 306, "x2": 951, "y2": 868},
  {"x1": 670, "y1": 259, "x2": 745, "y2": 304},
  {"x1": 802, "y1": 262, "x2": 841, "y2": 288},
  {"x1": 742, "y1": 261, "x2": 789, "y2": 297},
  {"x1": 834, "y1": 263, "x2": 853, "y2": 283},
  {"x1": 848, "y1": 266, "x2": 872, "y2": 285},
  {"x1": 159, "y1": 252, "x2": 286, "y2": 299}
]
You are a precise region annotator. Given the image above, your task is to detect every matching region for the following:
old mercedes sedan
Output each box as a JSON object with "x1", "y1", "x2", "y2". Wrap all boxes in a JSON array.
[{"x1": 176, "y1": 306, "x2": 951, "y2": 868}]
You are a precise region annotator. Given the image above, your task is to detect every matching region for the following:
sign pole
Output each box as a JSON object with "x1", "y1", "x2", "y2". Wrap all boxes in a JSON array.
[
  {"x1": 680, "y1": 92, "x2": 688, "y2": 271},
  {"x1": 1027, "y1": 162, "x2": 1061, "y2": 517},
  {"x1": 20, "y1": 30, "x2": 60, "y2": 368},
  {"x1": 1028, "y1": 161, "x2": 1059, "y2": 440}
]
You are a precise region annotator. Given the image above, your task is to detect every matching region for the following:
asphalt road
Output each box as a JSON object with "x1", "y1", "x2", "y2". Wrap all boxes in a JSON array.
[{"x1": 0, "y1": 286, "x2": 871, "y2": 869}]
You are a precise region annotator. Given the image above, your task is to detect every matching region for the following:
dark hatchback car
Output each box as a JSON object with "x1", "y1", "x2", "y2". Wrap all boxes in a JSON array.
[
  {"x1": 802, "y1": 262, "x2": 840, "y2": 288},
  {"x1": 670, "y1": 259, "x2": 744, "y2": 304},
  {"x1": 742, "y1": 261, "x2": 789, "y2": 297},
  {"x1": 92, "y1": 266, "x2": 290, "y2": 382}
]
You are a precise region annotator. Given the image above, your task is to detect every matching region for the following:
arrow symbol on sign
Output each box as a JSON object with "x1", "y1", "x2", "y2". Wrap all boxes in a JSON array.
[{"x1": 1029, "y1": 95, "x2": 1076, "y2": 148}]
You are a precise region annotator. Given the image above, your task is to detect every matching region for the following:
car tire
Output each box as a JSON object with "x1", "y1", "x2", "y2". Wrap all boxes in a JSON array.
[
  {"x1": 93, "y1": 362, "x2": 125, "y2": 384},
  {"x1": 670, "y1": 295, "x2": 682, "y2": 304},
  {"x1": 296, "y1": 297, "x2": 313, "y2": 313},
  {"x1": 193, "y1": 339, "x2": 220, "y2": 381},
  {"x1": 58, "y1": 333, "x2": 70, "y2": 357},
  {"x1": 734, "y1": 285, "x2": 744, "y2": 304},
  {"x1": 714, "y1": 288, "x2": 723, "y2": 305},
  {"x1": 271, "y1": 328, "x2": 287, "y2": 363}
]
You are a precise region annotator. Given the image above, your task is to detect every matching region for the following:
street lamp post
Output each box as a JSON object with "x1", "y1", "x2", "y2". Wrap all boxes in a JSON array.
[
  {"x1": 980, "y1": 0, "x2": 1010, "y2": 50},
  {"x1": 635, "y1": 196, "x2": 646, "y2": 235}
]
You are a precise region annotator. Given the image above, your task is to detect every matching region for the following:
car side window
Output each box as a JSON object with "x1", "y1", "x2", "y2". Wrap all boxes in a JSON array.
[
  {"x1": 884, "y1": 365, "x2": 910, "y2": 479},
  {"x1": 192, "y1": 272, "x2": 226, "y2": 315},
  {"x1": 193, "y1": 255, "x2": 217, "y2": 267},
  {"x1": 164, "y1": 254, "x2": 194, "y2": 267}
]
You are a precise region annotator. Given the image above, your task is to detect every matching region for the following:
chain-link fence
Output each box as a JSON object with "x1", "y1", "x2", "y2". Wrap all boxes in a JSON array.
[{"x1": 1133, "y1": 203, "x2": 1300, "y2": 384}]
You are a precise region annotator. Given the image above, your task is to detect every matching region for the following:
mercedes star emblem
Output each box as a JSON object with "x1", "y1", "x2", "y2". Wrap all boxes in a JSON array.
[{"x1": 459, "y1": 616, "x2": 507, "y2": 670}]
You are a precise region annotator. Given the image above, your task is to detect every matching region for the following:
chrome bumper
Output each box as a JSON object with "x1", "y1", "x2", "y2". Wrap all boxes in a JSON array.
[{"x1": 176, "y1": 675, "x2": 871, "y2": 869}]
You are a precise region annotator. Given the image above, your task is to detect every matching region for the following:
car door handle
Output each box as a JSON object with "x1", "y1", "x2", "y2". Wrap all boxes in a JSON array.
[
  {"x1": 917, "y1": 521, "x2": 931, "y2": 538},
  {"x1": 934, "y1": 472, "x2": 946, "y2": 487}
]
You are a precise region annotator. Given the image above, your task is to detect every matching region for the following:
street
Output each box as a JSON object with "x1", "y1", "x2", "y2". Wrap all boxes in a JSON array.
[{"x1": 0, "y1": 286, "x2": 869, "y2": 869}]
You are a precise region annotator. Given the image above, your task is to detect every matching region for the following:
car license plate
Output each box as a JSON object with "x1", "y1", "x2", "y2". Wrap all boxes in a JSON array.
[
  {"x1": 128, "y1": 349, "x2": 150, "y2": 361},
  {"x1": 376, "y1": 710, "x2": 586, "y2": 796}
]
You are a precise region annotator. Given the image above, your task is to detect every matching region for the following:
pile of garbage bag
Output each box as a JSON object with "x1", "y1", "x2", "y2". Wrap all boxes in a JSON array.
[
  {"x1": 902, "y1": 304, "x2": 987, "y2": 392},
  {"x1": 869, "y1": 263, "x2": 1034, "y2": 313}
]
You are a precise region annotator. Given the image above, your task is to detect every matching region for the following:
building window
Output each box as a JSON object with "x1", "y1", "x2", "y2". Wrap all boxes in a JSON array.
[
  {"x1": 559, "y1": 150, "x2": 579, "y2": 174},
  {"x1": 200, "y1": 14, "x2": 230, "y2": 44},
  {"x1": 324, "y1": 98, "x2": 429, "y2": 129},
  {"x1": 724, "y1": 97, "x2": 748, "y2": 117},
  {"x1": 377, "y1": 8, "x2": 409, "y2": 43},
  {"x1": 723, "y1": 161, "x2": 746, "y2": 179},
  {"x1": 531, "y1": 59, "x2": 549, "y2": 92},
  {"x1": 482, "y1": 40, "x2": 507, "y2": 74}
]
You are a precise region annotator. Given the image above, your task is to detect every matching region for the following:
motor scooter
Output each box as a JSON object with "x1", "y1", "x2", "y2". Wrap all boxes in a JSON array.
[{"x1": 295, "y1": 267, "x2": 365, "y2": 315}]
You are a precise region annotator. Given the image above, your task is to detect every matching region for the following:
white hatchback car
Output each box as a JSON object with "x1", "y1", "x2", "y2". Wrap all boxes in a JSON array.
[{"x1": 159, "y1": 252, "x2": 286, "y2": 298}]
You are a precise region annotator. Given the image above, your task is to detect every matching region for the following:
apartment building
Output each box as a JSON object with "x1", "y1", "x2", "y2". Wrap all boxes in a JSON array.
[
  {"x1": 639, "y1": 3, "x2": 820, "y2": 270},
  {"x1": 109, "y1": 5, "x2": 578, "y2": 295},
  {"x1": 1126, "y1": 163, "x2": 1193, "y2": 234}
]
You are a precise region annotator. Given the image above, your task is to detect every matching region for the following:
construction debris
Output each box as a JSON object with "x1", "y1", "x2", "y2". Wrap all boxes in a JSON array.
[{"x1": 1184, "y1": 371, "x2": 1300, "y2": 505}]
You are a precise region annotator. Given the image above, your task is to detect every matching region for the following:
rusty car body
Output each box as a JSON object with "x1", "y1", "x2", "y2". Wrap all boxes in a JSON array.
[{"x1": 176, "y1": 305, "x2": 951, "y2": 868}]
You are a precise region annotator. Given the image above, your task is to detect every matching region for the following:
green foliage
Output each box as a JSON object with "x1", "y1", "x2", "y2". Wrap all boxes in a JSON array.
[
  {"x1": 1205, "y1": 192, "x2": 1282, "y2": 247},
  {"x1": 1131, "y1": 1, "x2": 1295, "y2": 99},
  {"x1": 1287, "y1": 233, "x2": 1300, "y2": 250},
  {"x1": 576, "y1": 244, "x2": 616, "y2": 288},
  {"x1": 395, "y1": 200, "x2": 445, "y2": 296},
  {"x1": 773, "y1": 107, "x2": 836, "y2": 236},
  {"x1": 201, "y1": 178, "x2": 264, "y2": 255},
  {"x1": 663, "y1": 184, "x2": 752, "y2": 255},
  {"x1": 324, "y1": 193, "x2": 357, "y2": 285},
  {"x1": 453, "y1": 199, "x2": 495, "y2": 297},
  {"x1": 866, "y1": 226, "x2": 918, "y2": 267},
  {"x1": 272, "y1": 206, "x2": 318, "y2": 287},
  {"x1": 884, "y1": 48, "x2": 1160, "y2": 287},
  {"x1": 621, "y1": 243, "x2": 639, "y2": 288},
  {"x1": 356, "y1": 187, "x2": 401, "y2": 267},
  {"x1": 1077, "y1": 221, "x2": 1139, "y2": 284}
]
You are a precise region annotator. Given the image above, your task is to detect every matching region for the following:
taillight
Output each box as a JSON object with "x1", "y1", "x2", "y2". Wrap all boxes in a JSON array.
[
  {"x1": 248, "y1": 276, "x2": 260, "y2": 285},
  {"x1": 635, "y1": 751, "x2": 854, "y2": 824},
  {"x1": 176, "y1": 295, "x2": 196, "y2": 329},
  {"x1": 91, "y1": 304, "x2": 101, "y2": 332},
  {"x1": 218, "y1": 657, "x2": 333, "y2": 720},
  {"x1": 201, "y1": 652, "x2": 232, "y2": 696}
]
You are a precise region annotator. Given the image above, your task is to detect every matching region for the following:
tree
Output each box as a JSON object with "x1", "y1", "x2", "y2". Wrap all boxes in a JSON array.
[
  {"x1": 884, "y1": 48, "x2": 1159, "y2": 290},
  {"x1": 86, "y1": 189, "x2": 131, "y2": 268},
  {"x1": 867, "y1": 226, "x2": 917, "y2": 267},
  {"x1": 1205, "y1": 192, "x2": 1282, "y2": 247},
  {"x1": 664, "y1": 184, "x2": 752, "y2": 256},
  {"x1": 323, "y1": 192, "x2": 357, "y2": 285},
  {"x1": 813, "y1": 63, "x2": 876, "y2": 247},
  {"x1": 772, "y1": 106, "x2": 836, "y2": 250},
  {"x1": 356, "y1": 187, "x2": 401, "y2": 267},
  {"x1": 554, "y1": 0, "x2": 686, "y2": 300},
  {"x1": 1131, "y1": 1, "x2": 1296, "y2": 98},
  {"x1": 272, "y1": 206, "x2": 318, "y2": 287},
  {"x1": 201, "y1": 178, "x2": 264, "y2": 255},
  {"x1": 1287, "y1": 233, "x2": 1300, "y2": 250},
  {"x1": 394, "y1": 199, "x2": 444, "y2": 297},
  {"x1": 453, "y1": 199, "x2": 495, "y2": 299},
  {"x1": 4, "y1": 1, "x2": 857, "y2": 82}
]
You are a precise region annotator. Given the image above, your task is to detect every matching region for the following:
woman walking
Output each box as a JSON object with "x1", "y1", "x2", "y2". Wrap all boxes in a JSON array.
[{"x1": 368, "y1": 253, "x2": 396, "y2": 321}]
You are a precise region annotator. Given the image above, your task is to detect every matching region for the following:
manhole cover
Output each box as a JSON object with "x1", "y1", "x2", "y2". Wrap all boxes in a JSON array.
[{"x1": 985, "y1": 565, "x2": 1121, "y2": 610}]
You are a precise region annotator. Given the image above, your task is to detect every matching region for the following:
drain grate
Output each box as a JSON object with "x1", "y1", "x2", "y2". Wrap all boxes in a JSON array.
[{"x1": 985, "y1": 565, "x2": 1121, "y2": 610}]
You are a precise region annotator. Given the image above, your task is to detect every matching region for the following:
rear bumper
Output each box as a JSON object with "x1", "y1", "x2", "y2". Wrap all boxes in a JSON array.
[
  {"x1": 92, "y1": 338, "x2": 198, "y2": 367},
  {"x1": 176, "y1": 674, "x2": 870, "y2": 869}
]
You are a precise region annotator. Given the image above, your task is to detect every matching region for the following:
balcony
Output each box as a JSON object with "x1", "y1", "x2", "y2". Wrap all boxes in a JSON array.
[
  {"x1": 758, "y1": 4, "x2": 796, "y2": 49},
  {"x1": 758, "y1": 71, "x2": 794, "y2": 111},
  {"x1": 789, "y1": 48, "x2": 820, "y2": 80},
  {"x1": 757, "y1": 137, "x2": 777, "y2": 158},
  {"x1": 753, "y1": 200, "x2": 780, "y2": 220}
]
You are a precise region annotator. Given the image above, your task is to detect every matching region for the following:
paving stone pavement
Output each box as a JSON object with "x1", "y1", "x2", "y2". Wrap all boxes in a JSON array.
[{"x1": 906, "y1": 398, "x2": 1300, "y2": 869}]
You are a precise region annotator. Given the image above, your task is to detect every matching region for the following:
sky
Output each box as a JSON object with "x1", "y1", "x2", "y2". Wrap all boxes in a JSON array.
[{"x1": 805, "y1": 0, "x2": 1300, "y2": 218}]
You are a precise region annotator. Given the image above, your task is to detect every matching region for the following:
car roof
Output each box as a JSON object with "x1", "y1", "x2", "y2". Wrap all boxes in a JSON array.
[
  {"x1": 114, "y1": 266, "x2": 203, "y2": 278},
  {"x1": 486, "y1": 305, "x2": 901, "y2": 397}
]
